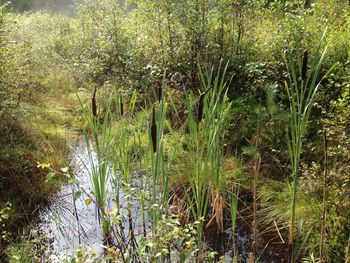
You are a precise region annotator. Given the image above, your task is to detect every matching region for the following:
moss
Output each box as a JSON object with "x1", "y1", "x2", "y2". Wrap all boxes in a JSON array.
[{"x1": 0, "y1": 68, "x2": 81, "y2": 259}]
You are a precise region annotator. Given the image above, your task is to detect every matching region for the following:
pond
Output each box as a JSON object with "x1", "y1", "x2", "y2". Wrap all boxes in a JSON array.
[
  {"x1": 35, "y1": 139, "x2": 288, "y2": 262},
  {"x1": 37, "y1": 139, "x2": 150, "y2": 261}
]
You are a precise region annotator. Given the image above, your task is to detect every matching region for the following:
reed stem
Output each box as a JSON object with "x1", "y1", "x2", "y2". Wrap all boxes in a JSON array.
[{"x1": 320, "y1": 132, "x2": 328, "y2": 263}]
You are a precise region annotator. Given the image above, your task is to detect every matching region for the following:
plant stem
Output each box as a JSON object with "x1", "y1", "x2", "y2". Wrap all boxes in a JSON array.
[
  {"x1": 253, "y1": 155, "x2": 261, "y2": 258},
  {"x1": 320, "y1": 132, "x2": 328, "y2": 263}
]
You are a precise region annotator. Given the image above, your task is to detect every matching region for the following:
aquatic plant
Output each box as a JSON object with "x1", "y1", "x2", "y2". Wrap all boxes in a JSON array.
[
  {"x1": 148, "y1": 71, "x2": 168, "y2": 230},
  {"x1": 78, "y1": 90, "x2": 115, "y2": 246},
  {"x1": 184, "y1": 61, "x2": 232, "y2": 256},
  {"x1": 284, "y1": 29, "x2": 333, "y2": 262}
]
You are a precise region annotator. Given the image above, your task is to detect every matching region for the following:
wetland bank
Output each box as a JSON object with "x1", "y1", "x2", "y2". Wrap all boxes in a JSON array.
[{"x1": 1, "y1": 0, "x2": 349, "y2": 262}]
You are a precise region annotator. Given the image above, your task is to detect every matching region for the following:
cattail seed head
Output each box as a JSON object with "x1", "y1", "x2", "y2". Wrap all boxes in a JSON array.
[
  {"x1": 92, "y1": 87, "x2": 97, "y2": 118},
  {"x1": 151, "y1": 106, "x2": 157, "y2": 153},
  {"x1": 197, "y1": 94, "x2": 205, "y2": 123},
  {"x1": 196, "y1": 86, "x2": 212, "y2": 123},
  {"x1": 158, "y1": 85, "x2": 162, "y2": 102},
  {"x1": 302, "y1": 50, "x2": 308, "y2": 81},
  {"x1": 120, "y1": 96, "x2": 124, "y2": 116}
]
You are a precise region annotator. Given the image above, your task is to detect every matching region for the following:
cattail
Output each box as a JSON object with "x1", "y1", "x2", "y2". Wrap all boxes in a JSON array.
[
  {"x1": 156, "y1": 80, "x2": 162, "y2": 102},
  {"x1": 151, "y1": 106, "x2": 157, "y2": 153},
  {"x1": 92, "y1": 87, "x2": 97, "y2": 118},
  {"x1": 158, "y1": 85, "x2": 162, "y2": 102},
  {"x1": 197, "y1": 86, "x2": 212, "y2": 123},
  {"x1": 302, "y1": 49, "x2": 308, "y2": 81},
  {"x1": 197, "y1": 93, "x2": 205, "y2": 123},
  {"x1": 120, "y1": 96, "x2": 124, "y2": 116}
]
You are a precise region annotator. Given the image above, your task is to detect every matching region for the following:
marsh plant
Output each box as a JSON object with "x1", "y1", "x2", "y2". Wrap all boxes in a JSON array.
[
  {"x1": 284, "y1": 29, "x2": 333, "y2": 262},
  {"x1": 77, "y1": 88, "x2": 116, "y2": 245},
  {"x1": 72, "y1": 64, "x2": 236, "y2": 262},
  {"x1": 184, "y1": 62, "x2": 232, "y2": 255},
  {"x1": 148, "y1": 72, "x2": 168, "y2": 231}
]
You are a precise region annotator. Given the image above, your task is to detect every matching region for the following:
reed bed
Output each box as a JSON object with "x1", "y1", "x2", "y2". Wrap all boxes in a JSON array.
[{"x1": 73, "y1": 62, "x2": 238, "y2": 262}]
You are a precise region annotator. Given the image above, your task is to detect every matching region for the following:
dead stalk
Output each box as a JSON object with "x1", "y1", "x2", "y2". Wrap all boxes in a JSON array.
[
  {"x1": 252, "y1": 155, "x2": 261, "y2": 258},
  {"x1": 320, "y1": 132, "x2": 328, "y2": 262}
]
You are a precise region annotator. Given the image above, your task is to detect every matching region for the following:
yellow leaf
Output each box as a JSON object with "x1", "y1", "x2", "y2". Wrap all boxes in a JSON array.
[
  {"x1": 37, "y1": 162, "x2": 51, "y2": 169},
  {"x1": 85, "y1": 198, "x2": 92, "y2": 206}
]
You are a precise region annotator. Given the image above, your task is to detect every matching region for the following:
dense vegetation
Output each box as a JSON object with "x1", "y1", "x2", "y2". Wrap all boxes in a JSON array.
[{"x1": 0, "y1": 0, "x2": 349, "y2": 262}]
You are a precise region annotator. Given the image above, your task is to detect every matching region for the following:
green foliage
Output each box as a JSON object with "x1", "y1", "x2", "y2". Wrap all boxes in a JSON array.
[
  {"x1": 320, "y1": 80, "x2": 350, "y2": 261},
  {"x1": 0, "y1": 5, "x2": 22, "y2": 116}
]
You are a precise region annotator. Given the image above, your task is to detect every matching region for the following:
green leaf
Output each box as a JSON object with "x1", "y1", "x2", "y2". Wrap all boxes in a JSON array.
[
  {"x1": 45, "y1": 172, "x2": 56, "y2": 183},
  {"x1": 73, "y1": 191, "x2": 82, "y2": 201},
  {"x1": 61, "y1": 167, "x2": 69, "y2": 173},
  {"x1": 179, "y1": 252, "x2": 187, "y2": 262}
]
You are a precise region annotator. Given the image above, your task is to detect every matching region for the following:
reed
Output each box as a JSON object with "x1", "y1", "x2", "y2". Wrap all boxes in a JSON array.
[
  {"x1": 151, "y1": 105, "x2": 157, "y2": 153},
  {"x1": 148, "y1": 71, "x2": 168, "y2": 236},
  {"x1": 185, "y1": 61, "x2": 232, "y2": 255},
  {"x1": 78, "y1": 89, "x2": 115, "y2": 247},
  {"x1": 115, "y1": 126, "x2": 137, "y2": 254},
  {"x1": 252, "y1": 155, "x2": 261, "y2": 258},
  {"x1": 80, "y1": 89, "x2": 146, "y2": 259},
  {"x1": 319, "y1": 132, "x2": 328, "y2": 263},
  {"x1": 230, "y1": 187, "x2": 239, "y2": 263},
  {"x1": 110, "y1": 91, "x2": 144, "y2": 259},
  {"x1": 252, "y1": 103, "x2": 262, "y2": 260},
  {"x1": 284, "y1": 29, "x2": 332, "y2": 262}
]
